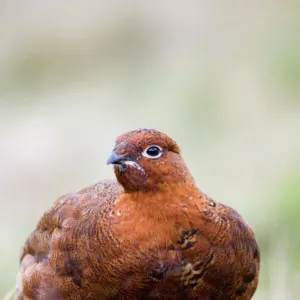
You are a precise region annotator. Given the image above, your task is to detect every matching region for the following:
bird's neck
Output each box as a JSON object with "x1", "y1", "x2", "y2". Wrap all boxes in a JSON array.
[
  {"x1": 115, "y1": 180, "x2": 200, "y2": 220},
  {"x1": 111, "y1": 181, "x2": 201, "y2": 250}
]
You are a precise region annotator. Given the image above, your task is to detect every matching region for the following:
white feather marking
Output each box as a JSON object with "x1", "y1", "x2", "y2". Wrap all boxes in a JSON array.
[{"x1": 123, "y1": 160, "x2": 145, "y2": 174}]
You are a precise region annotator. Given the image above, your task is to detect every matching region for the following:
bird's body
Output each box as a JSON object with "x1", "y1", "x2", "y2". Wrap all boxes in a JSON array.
[{"x1": 18, "y1": 129, "x2": 259, "y2": 300}]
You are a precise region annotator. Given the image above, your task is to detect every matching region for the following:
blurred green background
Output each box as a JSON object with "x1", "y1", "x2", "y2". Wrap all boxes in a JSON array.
[{"x1": 1, "y1": 1, "x2": 300, "y2": 299}]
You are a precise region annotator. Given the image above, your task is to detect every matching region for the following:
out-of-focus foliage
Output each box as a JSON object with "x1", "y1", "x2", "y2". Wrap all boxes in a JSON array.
[{"x1": 0, "y1": 1, "x2": 299, "y2": 299}]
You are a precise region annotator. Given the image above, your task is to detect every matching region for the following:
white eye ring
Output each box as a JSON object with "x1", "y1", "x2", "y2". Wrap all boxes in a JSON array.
[{"x1": 142, "y1": 145, "x2": 163, "y2": 159}]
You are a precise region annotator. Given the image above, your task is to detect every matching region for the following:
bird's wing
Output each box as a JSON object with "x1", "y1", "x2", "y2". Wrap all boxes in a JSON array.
[
  {"x1": 18, "y1": 180, "x2": 123, "y2": 300},
  {"x1": 177, "y1": 195, "x2": 260, "y2": 300}
]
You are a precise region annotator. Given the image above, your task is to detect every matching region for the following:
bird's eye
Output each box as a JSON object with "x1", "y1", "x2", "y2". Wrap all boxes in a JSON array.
[{"x1": 142, "y1": 145, "x2": 163, "y2": 159}]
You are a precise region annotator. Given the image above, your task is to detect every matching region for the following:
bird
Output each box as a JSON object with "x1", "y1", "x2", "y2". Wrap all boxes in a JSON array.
[{"x1": 17, "y1": 128, "x2": 260, "y2": 300}]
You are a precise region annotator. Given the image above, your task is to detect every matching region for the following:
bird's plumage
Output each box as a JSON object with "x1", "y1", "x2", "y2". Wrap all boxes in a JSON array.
[{"x1": 17, "y1": 129, "x2": 260, "y2": 299}]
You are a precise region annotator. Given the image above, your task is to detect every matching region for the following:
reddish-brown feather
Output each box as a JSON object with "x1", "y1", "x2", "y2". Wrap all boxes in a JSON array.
[{"x1": 17, "y1": 129, "x2": 260, "y2": 300}]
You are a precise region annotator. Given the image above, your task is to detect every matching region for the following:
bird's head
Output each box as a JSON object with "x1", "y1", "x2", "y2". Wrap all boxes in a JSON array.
[{"x1": 107, "y1": 128, "x2": 194, "y2": 192}]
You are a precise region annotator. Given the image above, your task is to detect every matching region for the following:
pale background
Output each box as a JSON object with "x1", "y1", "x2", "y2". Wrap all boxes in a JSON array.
[{"x1": 1, "y1": 1, "x2": 300, "y2": 299}]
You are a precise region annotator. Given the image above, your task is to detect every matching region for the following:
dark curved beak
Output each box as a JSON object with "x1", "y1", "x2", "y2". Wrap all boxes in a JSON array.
[{"x1": 106, "y1": 151, "x2": 124, "y2": 165}]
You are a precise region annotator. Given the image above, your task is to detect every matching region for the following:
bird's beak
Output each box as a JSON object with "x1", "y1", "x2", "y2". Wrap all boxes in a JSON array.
[{"x1": 106, "y1": 151, "x2": 124, "y2": 165}]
